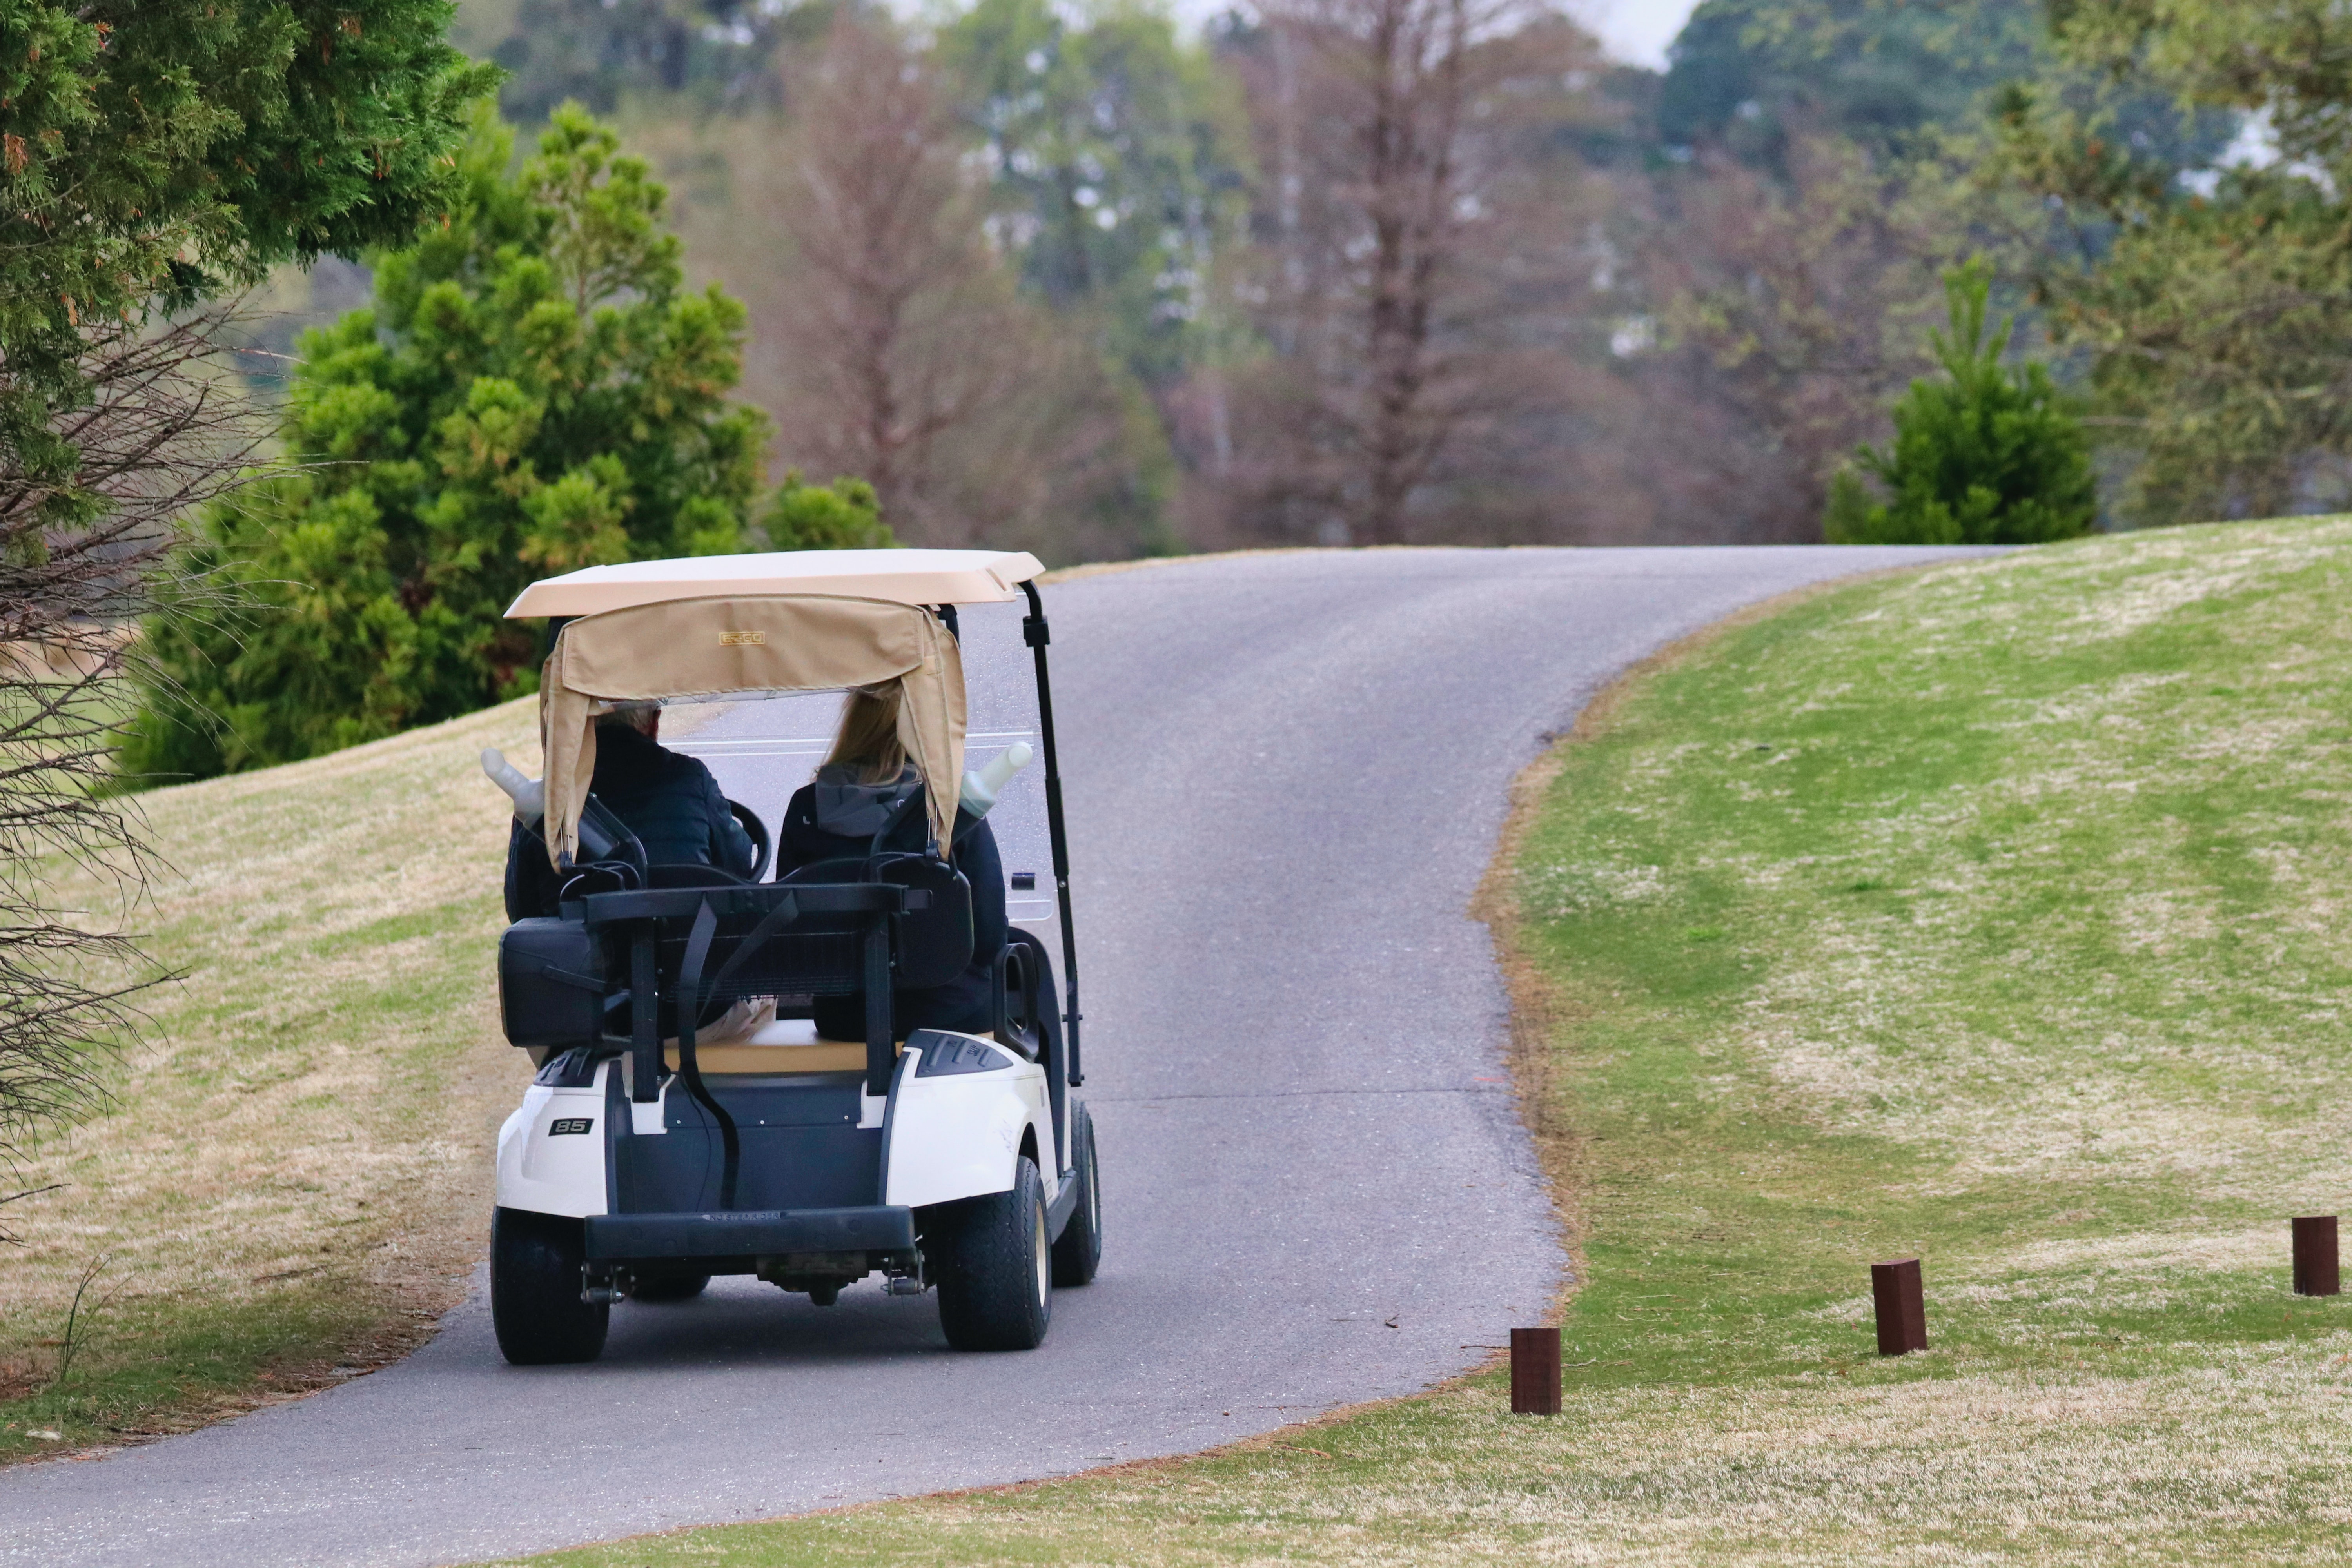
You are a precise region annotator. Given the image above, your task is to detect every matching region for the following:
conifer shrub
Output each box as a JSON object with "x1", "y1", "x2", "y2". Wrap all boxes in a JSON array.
[
  {"x1": 762, "y1": 474, "x2": 898, "y2": 551},
  {"x1": 1826, "y1": 262, "x2": 2097, "y2": 545},
  {"x1": 127, "y1": 107, "x2": 773, "y2": 780}
]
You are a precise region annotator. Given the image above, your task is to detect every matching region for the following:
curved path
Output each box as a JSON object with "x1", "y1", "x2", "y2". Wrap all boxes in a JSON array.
[{"x1": 0, "y1": 546, "x2": 1984, "y2": 1567}]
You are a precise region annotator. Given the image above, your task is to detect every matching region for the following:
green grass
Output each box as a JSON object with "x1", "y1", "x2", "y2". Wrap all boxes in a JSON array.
[{"x1": 503, "y1": 519, "x2": 2352, "y2": 1565}]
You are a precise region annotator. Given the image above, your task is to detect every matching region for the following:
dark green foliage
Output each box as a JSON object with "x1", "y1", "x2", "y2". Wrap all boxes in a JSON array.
[
  {"x1": 126, "y1": 106, "x2": 768, "y2": 779},
  {"x1": 761, "y1": 474, "x2": 897, "y2": 552},
  {"x1": 489, "y1": 0, "x2": 810, "y2": 123},
  {"x1": 1659, "y1": 0, "x2": 2040, "y2": 158},
  {"x1": 0, "y1": 2, "x2": 495, "y2": 524},
  {"x1": 1657, "y1": 0, "x2": 2226, "y2": 173},
  {"x1": 1826, "y1": 262, "x2": 2096, "y2": 544}
]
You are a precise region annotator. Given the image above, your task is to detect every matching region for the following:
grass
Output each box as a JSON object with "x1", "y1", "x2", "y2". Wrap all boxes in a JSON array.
[
  {"x1": 500, "y1": 518, "x2": 2352, "y2": 1565},
  {"x1": 0, "y1": 699, "x2": 543, "y2": 1460}
]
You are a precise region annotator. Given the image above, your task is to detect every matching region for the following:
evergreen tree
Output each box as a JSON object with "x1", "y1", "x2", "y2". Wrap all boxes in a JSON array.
[
  {"x1": 127, "y1": 106, "x2": 769, "y2": 778},
  {"x1": 762, "y1": 474, "x2": 897, "y2": 551},
  {"x1": 0, "y1": 3, "x2": 494, "y2": 526},
  {"x1": 2001, "y1": 0, "x2": 2352, "y2": 523},
  {"x1": 939, "y1": 0, "x2": 1250, "y2": 388},
  {"x1": 1826, "y1": 262, "x2": 2096, "y2": 544}
]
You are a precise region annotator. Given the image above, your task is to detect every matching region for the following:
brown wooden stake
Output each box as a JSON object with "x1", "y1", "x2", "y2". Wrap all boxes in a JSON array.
[
  {"x1": 2293, "y1": 1216, "x2": 2340, "y2": 1298},
  {"x1": 1871, "y1": 1258, "x2": 1927, "y2": 1355},
  {"x1": 1510, "y1": 1327, "x2": 1561, "y2": 1415}
]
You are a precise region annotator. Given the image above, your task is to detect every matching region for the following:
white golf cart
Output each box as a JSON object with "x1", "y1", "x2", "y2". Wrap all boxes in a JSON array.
[{"x1": 485, "y1": 550, "x2": 1098, "y2": 1363}]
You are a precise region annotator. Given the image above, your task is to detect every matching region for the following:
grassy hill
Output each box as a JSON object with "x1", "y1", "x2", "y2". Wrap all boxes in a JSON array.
[
  {"x1": 509, "y1": 519, "x2": 2352, "y2": 1564},
  {"x1": 9, "y1": 521, "x2": 2351, "y2": 1557},
  {"x1": 0, "y1": 701, "x2": 541, "y2": 1454}
]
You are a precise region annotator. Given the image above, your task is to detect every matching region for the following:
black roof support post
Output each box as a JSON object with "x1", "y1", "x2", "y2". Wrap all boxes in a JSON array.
[
  {"x1": 1020, "y1": 581, "x2": 1082, "y2": 1087},
  {"x1": 673, "y1": 900, "x2": 740, "y2": 1210},
  {"x1": 630, "y1": 927, "x2": 661, "y2": 1105},
  {"x1": 863, "y1": 916, "x2": 894, "y2": 1098}
]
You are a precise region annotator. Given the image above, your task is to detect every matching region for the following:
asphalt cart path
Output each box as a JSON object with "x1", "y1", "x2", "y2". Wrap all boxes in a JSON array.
[{"x1": 0, "y1": 546, "x2": 1986, "y2": 1568}]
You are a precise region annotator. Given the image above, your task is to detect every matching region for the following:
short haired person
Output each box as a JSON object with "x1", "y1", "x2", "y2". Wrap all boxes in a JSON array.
[
  {"x1": 777, "y1": 686, "x2": 1008, "y2": 1040},
  {"x1": 589, "y1": 702, "x2": 758, "y2": 876}
]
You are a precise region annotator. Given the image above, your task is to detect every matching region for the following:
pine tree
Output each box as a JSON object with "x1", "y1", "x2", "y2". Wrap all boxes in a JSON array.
[
  {"x1": 1826, "y1": 262, "x2": 2097, "y2": 545},
  {"x1": 0, "y1": 3, "x2": 494, "y2": 526},
  {"x1": 127, "y1": 107, "x2": 770, "y2": 777},
  {"x1": 763, "y1": 474, "x2": 897, "y2": 552}
]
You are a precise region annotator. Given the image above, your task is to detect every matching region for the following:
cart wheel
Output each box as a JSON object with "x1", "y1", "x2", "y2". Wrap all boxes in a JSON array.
[
  {"x1": 1051, "y1": 1102, "x2": 1102, "y2": 1287},
  {"x1": 630, "y1": 1271, "x2": 710, "y2": 1303},
  {"x1": 490, "y1": 1207, "x2": 609, "y2": 1365},
  {"x1": 935, "y1": 1156, "x2": 1052, "y2": 1350}
]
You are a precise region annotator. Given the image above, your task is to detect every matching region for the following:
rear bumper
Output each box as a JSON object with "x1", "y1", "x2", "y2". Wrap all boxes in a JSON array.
[{"x1": 584, "y1": 1205, "x2": 916, "y2": 1262}]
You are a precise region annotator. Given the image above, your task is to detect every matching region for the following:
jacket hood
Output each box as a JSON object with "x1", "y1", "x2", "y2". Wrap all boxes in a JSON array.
[{"x1": 812, "y1": 763, "x2": 922, "y2": 838}]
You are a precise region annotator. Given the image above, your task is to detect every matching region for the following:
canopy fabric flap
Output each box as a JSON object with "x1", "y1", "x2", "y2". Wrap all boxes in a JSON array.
[{"x1": 539, "y1": 594, "x2": 967, "y2": 870}]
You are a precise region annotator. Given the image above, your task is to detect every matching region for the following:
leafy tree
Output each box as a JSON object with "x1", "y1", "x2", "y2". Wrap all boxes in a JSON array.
[
  {"x1": 939, "y1": 0, "x2": 1250, "y2": 388},
  {"x1": 127, "y1": 106, "x2": 768, "y2": 779},
  {"x1": 0, "y1": 2, "x2": 494, "y2": 525},
  {"x1": 1660, "y1": 0, "x2": 2041, "y2": 160},
  {"x1": 763, "y1": 473, "x2": 897, "y2": 550},
  {"x1": 1826, "y1": 262, "x2": 2096, "y2": 544},
  {"x1": 1657, "y1": 0, "x2": 2224, "y2": 168},
  {"x1": 2000, "y1": 0, "x2": 2352, "y2": 523}
]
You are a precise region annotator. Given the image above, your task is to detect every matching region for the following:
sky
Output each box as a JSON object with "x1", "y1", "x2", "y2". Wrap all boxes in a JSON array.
[{"x1": 1568, "y1": 0, "x2": 1705, "y2": 69}]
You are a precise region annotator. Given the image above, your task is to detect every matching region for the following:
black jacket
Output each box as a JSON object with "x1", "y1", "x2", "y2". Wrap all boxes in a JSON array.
[
  {"x1": 777, "y1": 773, "x2": 1007, "y2": 1037},
  {"x1": 590, "y1": 724, "x2": 757, "y2": 875}
]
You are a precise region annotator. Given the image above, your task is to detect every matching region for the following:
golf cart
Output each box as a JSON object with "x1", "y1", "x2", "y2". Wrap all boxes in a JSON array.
[{"x1": 485, "y1": 549, "x2": 1098, "y2": 1363}]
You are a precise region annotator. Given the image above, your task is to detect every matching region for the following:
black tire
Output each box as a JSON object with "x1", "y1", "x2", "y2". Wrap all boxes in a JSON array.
[
  {"x1": 630, "y1": 1271, "x2": 710, "y2": 1303},
  {"x1": 1050, "y1": 1102, "x2": 1102, "y2": 1287},
  {"x1": 490, "y1": 1207, "x2": 609, "y2": 1366},
  {"x1": 934, "y1": 1156, "x2": 1052, "y2": 1351}
]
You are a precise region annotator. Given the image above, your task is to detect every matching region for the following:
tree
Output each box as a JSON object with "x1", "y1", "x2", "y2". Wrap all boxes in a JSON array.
[
  {"x1": 1826, "y1": 262, "x2": 2096, "y2": 543},
  {"x1": 1218, "y1": 0, "x2": 1613, "y2": 545},
  {"x1": 485, "y1": 0, "x2": 800, "y2": 123},
  {"x1": 1999, "y1": 0, "x2": 2352, "y2": 523},
  {"x1": 0, "y1": 4, "x2": 494, "y2": 530},
  {"x1": 0, "y1": 4, "x2": 489, "y2": 1167},
  {"x1": 0, "y1": 314, "x2": 270, "y2": 1191},
  {"x1": 739, "y1": 12, "x2": 1158, "y2": 560},
  {"x1": 940, "y1": 0, "x2": 1251, "y2": 389},
  {"x1": 127, "y1": 107, "x2": 769, "y2": 779},
  {"x1": 763, "y1": 473, "x2": 897, "y2": 551},
  {"x1": 1645, "y1": 129, "x2": 1972, "y2": 542}
]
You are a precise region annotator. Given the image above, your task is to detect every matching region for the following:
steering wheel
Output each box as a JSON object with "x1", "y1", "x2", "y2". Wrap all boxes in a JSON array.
[{"x1": 728, "y1": 799, "x2": 774, "y2": 882}]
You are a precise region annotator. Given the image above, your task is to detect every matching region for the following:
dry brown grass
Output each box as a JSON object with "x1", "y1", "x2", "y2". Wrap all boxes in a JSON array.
[{"x1": 1, "y1": 699, "x2": 544, "y2": 1445}]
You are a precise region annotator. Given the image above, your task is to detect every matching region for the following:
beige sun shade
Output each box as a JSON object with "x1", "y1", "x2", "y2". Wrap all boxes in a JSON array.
[
  {"x1": 538, "y1": 595, "x2": 966, "y2": 870},
  {"x1": 505, "y1": 548, "x2": 1044, "y2": 619}
]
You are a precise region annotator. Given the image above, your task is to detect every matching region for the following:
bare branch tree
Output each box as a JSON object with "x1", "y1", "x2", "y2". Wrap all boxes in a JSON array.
[
  {"x1": 0, "y1": 310, "x2": 267, "y2": 1190},
  {"x1": 1227, "y1": 0, "x2": 1607, "y2": 544},
  {"x1": 731, "y1": 13, "x2": 1127, "y2": 554},
  {"x1": 1637, "y1": 131, "x2": 1967, "y2": 542}
]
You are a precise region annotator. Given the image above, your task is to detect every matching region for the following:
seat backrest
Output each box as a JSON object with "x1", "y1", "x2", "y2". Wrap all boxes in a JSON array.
[
  {"x1": 779, "y1": 854, "x2": 973, "y2": 990},
  {"x1": 646, "y1": 863, "x2": 751, "y2": 891}
]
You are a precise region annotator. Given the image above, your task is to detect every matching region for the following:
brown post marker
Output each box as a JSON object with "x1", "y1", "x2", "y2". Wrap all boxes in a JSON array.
[
  {"x1": 2293, "y1": 1216, "x2": 2340, "y2": 1298},
  {"x1": 1510, "y1": 1327, "x2": 1561, "y2": 1415},
  {"x1": 1871, "y1": 1259, "x2": 1927, "y2": 1355}
]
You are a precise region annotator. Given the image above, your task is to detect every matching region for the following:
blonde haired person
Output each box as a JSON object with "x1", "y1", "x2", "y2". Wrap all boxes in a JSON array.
[{"x1": 775, "y1": 686, "x2": 1008, "y2": 1040}]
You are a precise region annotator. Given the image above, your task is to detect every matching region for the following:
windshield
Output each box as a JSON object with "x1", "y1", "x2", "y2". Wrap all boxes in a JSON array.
[{"x1": 664, "y1": 599, "x2": 1060, "y2": 951}]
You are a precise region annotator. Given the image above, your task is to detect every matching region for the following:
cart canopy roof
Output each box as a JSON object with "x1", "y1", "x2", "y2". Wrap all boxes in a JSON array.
[
  {"x1": 535, "y1": 593, "x2": 967, "y2": 870},
  {"x1": 504, "y1": 548, "x2": 1045, "y2": 619}
]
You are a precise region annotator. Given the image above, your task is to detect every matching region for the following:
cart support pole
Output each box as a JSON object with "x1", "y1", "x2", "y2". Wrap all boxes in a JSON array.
[
  {"x1": 630, "y1": 928, "x2": 660, "y2": 1104},
  {"x1": 1020, "y1": 581, "x2": 1082, "y2": 1088}
]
